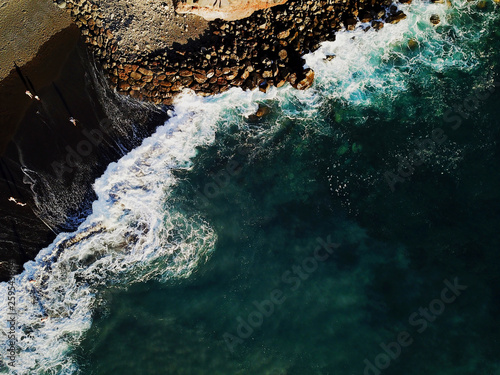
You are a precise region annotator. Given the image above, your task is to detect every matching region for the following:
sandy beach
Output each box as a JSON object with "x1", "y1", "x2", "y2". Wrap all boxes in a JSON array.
[{"x1": 0, "y1": 0, "x2": 71, "y2": 81}]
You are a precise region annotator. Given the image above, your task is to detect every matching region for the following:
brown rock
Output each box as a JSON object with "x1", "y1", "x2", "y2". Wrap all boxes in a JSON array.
[
  {"x1": 240, "y1": 70, "x2": 250, "y2": 80},
  {"x1": 279, "y1": 49, "x2": 288, "y2": 60},
  {"x1": 259, "y1": 81, "x2": 270, "y2": 93},
  {"x1": 171, "y1": 81, "x2": 183, "y2": 92},
  {"x1": 119, "y1": 82, "x2": 131, "y2": 91},
  {"x1": 295, "y1": 68, "x2": 315, "y2": 90},
  {"x1": 207, "y1": 69, "x2": 216, "y2": 78},
  {"x1": 430, "y1": 14, "x2": 440, "y2": 25},
  {"x1": 130, "y1": 71, "x2": 142, "y2": 80},
  {"x1": 344, "y1": 17, "x2": 358, "y2": 31},
  {"x1": 276, "y1": 79, "x2": 287, "y2": 88},
  {"x1": 256, "y1": 104, "x2": 270, "y2": 117},
  {"x1": 408, "y1": 39, "x2": 419, "y2": 50},
  {"x1": 278, "y1": 29, "x2": 291, "y2": 39},
  {"x1": 194, "y1": 72, "x2": 208, "y2": 83},
  {"x1": 232, "y1": 78, "x2": 244, "y2": 86},
  {"x1": 138, "y1": 67, "x2": 154, "y2": 76},
  {"x1": 179, "y1": 69, "x2": 193, "y2": 77},
  {"x1": 386, "y1": 11, "x2": 407, "y2": 24},
  {"x1": 262, "y1": 70, "x2": 273, "y2": 78},
  {"x1": 372, "y1": 20, "x2": 384, "y2": 30}
]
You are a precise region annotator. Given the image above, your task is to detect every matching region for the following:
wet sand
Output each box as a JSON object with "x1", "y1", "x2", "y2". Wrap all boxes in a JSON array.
[{"x1": 0, "y1": 22, "x2": 168, "y2": 281}]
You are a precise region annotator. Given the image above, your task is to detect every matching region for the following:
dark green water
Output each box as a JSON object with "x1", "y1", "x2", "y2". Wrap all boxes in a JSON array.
[
  {"x1": 2, "y1": 1, "x2": 499, "y2": 374},
  {"x1": 72, "y1": 2, "x2": 500, "y2": 374}
]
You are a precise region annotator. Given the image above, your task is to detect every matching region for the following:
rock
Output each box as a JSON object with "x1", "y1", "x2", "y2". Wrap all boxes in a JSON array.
[
  {"x1": 256, "y1": 104, "x2": 270, "y2": 117},
  {"x1": 259, "y1": 81, "x2": 270, "y2": 93},
  {"x1": 477, "y1": 0, "x2": 487, "y2": 8},
  {"x1": 206, "y1": 69, "x2": 215, "y2": 78},
  {"x1": 171, "y1": 81, "x2": 183, "y2": 92},
  {"x1": 323, "y1": 54, "x2": 335, "y2": 61},
  {"x1": 138, "y1": 67, "x2": 154, "y2": 76},
  {"x1": 226, "y1": 69, "x2": 239, "y2": 80},
  {"x1": 278, "y1": 29, "x2": 291, "y2": 39},
  {"x1": 359, "y1": 11, "x2": 373, "y2": 23},
  {"x1": 430, "y1": 14, "x2": 440, "y2": 25},
  {"x1": 119, "y1": 81, "x2": 131, "y2": 91},
  {"x1": 344, "y1": 17, "x2": 358, "y2": 31},
  {"x1": 56, "y1": 0, "x2": 66, "y2": 9},
  {"x1": 295, "y1": 68, "x2": 315, "y2": 90},
  {"x1": 179, "y1": 69, "x2": 193, "y2": 77},
  {"x1": 276, "y1": 78, "x2": 287, "y2": 88},
  {"x1": 262, "y1": 70, "x2": 273, "y2": 78},
  {"x1": 386, "y1": 11, "x2": 407, "y2": 24},
  {"x1": 194, "y1": 72, "x2": 208, "y2": 83},
  {"x1": 217, "y1": 77, "x2": 228, "y2": 86},
  {"x1": 130, "y1": 71, "x2": 142, "y2": 80},
  {"x1": 408, "y1": 39, "x2": 418, "y2": 50},
  {"x1": 279, "y1": 49, "x2": 288, "y2": 60},
  {"x1": 372, "y1": 20, "x2": 384, "y2": 30}
]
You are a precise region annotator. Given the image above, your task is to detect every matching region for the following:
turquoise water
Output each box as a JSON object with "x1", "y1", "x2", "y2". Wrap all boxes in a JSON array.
[{"x1": 1, "y1": 0, "x2": 500, "y2": 374}]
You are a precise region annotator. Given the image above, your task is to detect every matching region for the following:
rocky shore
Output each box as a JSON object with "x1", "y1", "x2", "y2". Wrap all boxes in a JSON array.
[{"x1": 54, "y1": 0, "x2": 409, "y2": 105}]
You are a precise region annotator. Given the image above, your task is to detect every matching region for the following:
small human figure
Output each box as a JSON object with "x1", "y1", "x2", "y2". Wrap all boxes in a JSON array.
[
  {"x1": 8, "y1": 197, "x2": 27, "y2": 206},
  {"x1": 25, "y1": 90, "x2": 34, "y2": 99},
  {"x1": 69, "y1": 117, "x2": 78, "y2": 126}
]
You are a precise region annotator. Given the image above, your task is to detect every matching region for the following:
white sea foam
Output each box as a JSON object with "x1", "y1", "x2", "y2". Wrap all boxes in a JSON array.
[
  {"x1": 304, "y1": 0, "x2": 496, "y2": 109},
  {"x1": 0, "y1": 89, "x2": 263, "y2": 373},
  {"x1": 0, "y1": 0, "x2": 497, "y2": 372}
]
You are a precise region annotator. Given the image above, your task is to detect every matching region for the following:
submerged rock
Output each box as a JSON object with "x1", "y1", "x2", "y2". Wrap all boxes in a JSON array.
[{"x1": 430, "y1": 14, "x2": 441, "y2": 25}]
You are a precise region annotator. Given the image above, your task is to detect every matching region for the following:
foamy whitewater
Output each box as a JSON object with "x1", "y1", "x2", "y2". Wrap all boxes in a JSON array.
[{"x1": 0, "y1": 0, "x2": 497, "y2": 372}]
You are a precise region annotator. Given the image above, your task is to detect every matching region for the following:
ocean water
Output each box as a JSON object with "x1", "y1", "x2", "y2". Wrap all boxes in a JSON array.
[{"x1": 1, "y1": 0, "x2": 500, "y2": 374}]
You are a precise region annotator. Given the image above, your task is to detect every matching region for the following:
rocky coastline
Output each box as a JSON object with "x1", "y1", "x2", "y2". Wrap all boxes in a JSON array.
[{"x1": 54, "y1": 0, "x2": 409, "y2": 105}]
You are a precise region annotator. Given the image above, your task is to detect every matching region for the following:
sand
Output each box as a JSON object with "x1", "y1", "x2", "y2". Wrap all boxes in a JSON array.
[
  {"x1": 98, "y1": 0, "x2": 209, "y2": 58},
  {"x1": 0, "y1": 0, "x2": 72, "y2": 81}
]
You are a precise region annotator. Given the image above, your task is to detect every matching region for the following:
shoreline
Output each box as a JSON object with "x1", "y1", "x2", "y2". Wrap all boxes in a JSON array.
[
  {"x1": 55, "y1": 0, "x2": 408, "y2": 105},
  {"x1": 0, "y1": 0, "x2": 407, "y2": 280},
  {"x1": 0, "y1": 24, "x2": 168, "y2": 281}
]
